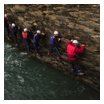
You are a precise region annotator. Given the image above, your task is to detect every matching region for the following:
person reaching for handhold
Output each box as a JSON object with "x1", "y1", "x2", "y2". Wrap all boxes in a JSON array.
[
  {"x1": 48, "y1": 31, "x2": 61, "y2": 60},
  {"x1": 11, "y1": 23, "x2": 20, "y2": 46},
  {"x1": 33, "y1": 30, "x2": 45, "y2": 56},
  {"x1": 67, "y1": 39, "x2": 85, "y2": 75}
]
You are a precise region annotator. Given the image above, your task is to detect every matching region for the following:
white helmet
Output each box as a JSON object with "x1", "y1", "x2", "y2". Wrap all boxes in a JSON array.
[
  {"x1": 54, "y1": 31, "x2": 58, "y2": 35},
  {"x1": 37, "y1": 30, "x2": 41, "y2": 34},
  {"x1": 4, "y1": 14, "x2": 7, "y2": 17},
  {"x1": 24, "y1": 28, "x2": 28, "y2": 32},
  {"x1": 73, "y1": 40, "x2": 78, "y2": 44},
  {"x1": 12, "y1": 23, "x2": 15, "y2": 27}
]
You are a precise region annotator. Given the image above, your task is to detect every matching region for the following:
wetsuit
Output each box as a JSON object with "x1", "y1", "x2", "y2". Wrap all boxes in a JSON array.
[
  {"x1": 11, "y1": 26, "x2": 19, "y2": 44},
  {"x1": 49, "y1": 35, "x2": 60, "y2": 57},
  {"x1": 33, "y1": 34, "x2": 44, "y2": 54},
  {"x1": 4, "y1": 17, "x2": 9, "y2": 37}
]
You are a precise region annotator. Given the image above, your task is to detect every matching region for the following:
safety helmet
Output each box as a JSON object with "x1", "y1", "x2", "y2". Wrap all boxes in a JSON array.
[
  {"x1": 24, "y1": 28, "x2": 28, "y2": 32},
  {"x1": 73, "y1": 40, "x2": 78, "y2": 44},
  {"x1": 37, "y1": 30, "x2": 41, "y2": 34},
  {"x1": 54, "y1": 31, "x2": 58, "y2": 35},
  {"x1": 4, "y1": 14, "x2": 7, "y2": 17},
  {"x1": 12, "y1": 23, "x2": 15, "y2": 27}
]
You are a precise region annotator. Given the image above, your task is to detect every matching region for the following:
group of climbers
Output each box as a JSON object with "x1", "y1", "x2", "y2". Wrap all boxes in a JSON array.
[{"x1": 4, "y1": 14, "x2": 85, "y2": 75}]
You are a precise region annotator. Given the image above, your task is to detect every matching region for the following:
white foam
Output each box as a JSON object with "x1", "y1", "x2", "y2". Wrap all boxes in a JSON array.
[
  {"x1": 7, "y1": 55, "x2": 12, "y2": 61},
  {"x1": 4, "y1": 73, "x2": 11, "y2": 78},
  {"x1": 20, "y1": 52, "x2": 27, "y2": 55},
  {"x1": 17, "y1": 75, "x2": 24, "y2": 83},
  {"x1": 6, "y1": 44, "x2": 11, "y2": 48}
]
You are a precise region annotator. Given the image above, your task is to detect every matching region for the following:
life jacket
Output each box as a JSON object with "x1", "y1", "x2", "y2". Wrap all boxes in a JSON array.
[
  {"x1": 50, "y1": 35, "x2": 55, "y2": 44},
  {"x1": 4, "y1": 17, "x2": 8, "y2": 23},
  {"x1": 67, "y1": 44, "x2": 77, "y2": 60},
  {"x1": 22, "y1": 32, "x2": 28, "y2": 39}
]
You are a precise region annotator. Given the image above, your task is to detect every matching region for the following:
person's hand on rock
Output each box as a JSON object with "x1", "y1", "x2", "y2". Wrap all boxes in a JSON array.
[
  {"x1": 42, "y1": 33, "x2": 45, "y2": 35},
  {"x1": 58, "y1": 38, "x2": 60, "y2": 41},
  {"x1": 71, "y1": 39, "x2": 74, "y2": 42}
]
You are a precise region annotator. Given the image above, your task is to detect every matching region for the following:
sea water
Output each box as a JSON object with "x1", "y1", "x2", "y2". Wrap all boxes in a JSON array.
[{"x1": 4, "y1": 43, "x2": 100, "y2": 100}]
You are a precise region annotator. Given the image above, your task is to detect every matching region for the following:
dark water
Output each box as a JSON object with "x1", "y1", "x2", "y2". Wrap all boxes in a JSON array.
[{"x1": 4, "y1": 43, "x2": 100, "y2": 100}]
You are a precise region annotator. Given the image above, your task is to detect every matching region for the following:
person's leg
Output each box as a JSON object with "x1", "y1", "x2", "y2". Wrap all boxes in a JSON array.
[
  {"x1": 37, "y1": 43, "x2": 41, "y2": 51},
  {"x1": 74, "y1": 60, "x2": 84, "y2": 75},
  {"x1": 53, "y1": 47, "x2": 60, "y2": 57},
  {"x1": 74, "y1": 60, "x2": 81, "y2": 70},
  {"x1": 53, "y1": 47, "x2": 61, "y2": 60},
  {"x1": 48, "y1": 45, "x2": 53, "y2": 54},
  {"x1": 27, "y1": 39, "x2": 30, "y2": 53},
  {"x1": 5, "y1": 27, "x2": 9, "y2": 38},
  {"x1": 13, "y1": 34, "x2": 18, "y2": 44},
  {"x1": 23, "y1": 38, "x2": 27, "y2": 45},
  {"x1": 24, "y1": 39, "x2": 30, "y2": 53},
  {"x1": 69, "y1": 60, "x2": 74, "y2": 72},
  {"x1": 33, "y1": 42, "x2": 39, "y2": 54},
  {"x1": 34, "y1": 44, "x2": 38, "y2": 54},
  {"x1": 15, "y1": 34, "x2": 18, "y2": 44}
]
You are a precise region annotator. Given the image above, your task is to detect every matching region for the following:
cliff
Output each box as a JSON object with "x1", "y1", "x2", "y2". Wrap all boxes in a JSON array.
[{"x1": 4, "y1": 4, "x2": 100, "y2": 91}]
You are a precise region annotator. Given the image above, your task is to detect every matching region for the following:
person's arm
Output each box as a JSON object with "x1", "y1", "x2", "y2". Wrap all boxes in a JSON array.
[
  {"x1": 67, "y1": 41, "x2": 72, "y2": 47},
  {"x1": 39, "y1": 34, "x2": 44, "y2": 39},
  {"x1": 75, "y1": 45, "x2": 85, "y2": 53},
  {"x1": 12, "y1": 27, "x2": 19, "y2": 33},
  {"x1": 27, "y1": 32, "x2": 32, "y2": 37},
  {"x1": 54, "y1": 38, "x2": 59, "y2": 45}
]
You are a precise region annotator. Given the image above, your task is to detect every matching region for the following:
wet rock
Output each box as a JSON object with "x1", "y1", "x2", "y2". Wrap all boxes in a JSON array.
[
  {"x1": 10, "y1": 5, "x2": 26, "y2": 13},
  {"x1": 53, "y1": 7, "x2": 66, "y2": 11},
  {"x1": 67, "y1": 22, "x2": 75, "y2": 29},
  {"x1": 43, "y1": 11, "x2": 54, "y2": 15},
  {"x1": 29, "y1": 11, "x2": 43, "y2": 18},
  {"x1": 33, "y1": 23, "x2": 38, "y2": 26},
  {"x1": 75, "y1": 24, "x2": 95, "y2": 34},
  {"x1": 69, "y1": 12, "x2": 79, "y2": 18},
  {"x1": 18, "y1": 16, "x2": 25, "y2": 23},
  {"x1": 4, "y1": 4, "x2": 100, "y2": 92}
]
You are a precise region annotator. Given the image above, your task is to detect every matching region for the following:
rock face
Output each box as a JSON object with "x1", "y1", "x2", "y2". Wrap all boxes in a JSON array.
[{"x1": 4, "y1": 4, "x2": 100, "y2": 91}]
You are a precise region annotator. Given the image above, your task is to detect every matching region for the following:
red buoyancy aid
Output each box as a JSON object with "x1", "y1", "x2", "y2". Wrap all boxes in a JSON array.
[
  {"x1": 22, "y1": 32, "x2": 29, "y2": 39},
  {"x1": 67, "y1": 44, "x2": 77, "y2": 60},
  {"x1": 4, "y1": 17, "x2": 8, "y2": 23}
]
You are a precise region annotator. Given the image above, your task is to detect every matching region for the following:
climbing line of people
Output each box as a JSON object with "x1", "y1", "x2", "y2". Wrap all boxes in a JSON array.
[{"x1": 4, "y1": 14, "x2": 85, "y2": 75}]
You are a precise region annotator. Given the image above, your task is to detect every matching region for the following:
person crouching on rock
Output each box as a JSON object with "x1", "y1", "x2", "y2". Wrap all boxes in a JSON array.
[
  {"x1": 67, "y1": 39, "x2": 85, "y2": 75},
  {"x1": 33, "y1": 30, "x2": 45, "y2": 56},
  {"x1": 48, "y1": 31, "x2": 61, "y2": 60},
  {"x1": 4, "y1": 14, "x2": 11, "y2": 40},
  {"x1": 11, "y1": 23, "x2": 20, "y2": 46},
  {"x1": 22, "y1": 28, "x2": 32, "y2": 53}
]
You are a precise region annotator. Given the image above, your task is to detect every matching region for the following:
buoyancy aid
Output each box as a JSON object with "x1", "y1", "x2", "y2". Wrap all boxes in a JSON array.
[
  {"x1": 50, "y1": 35, "x2": 55, "y2": 44},
  {"x1": 67, "y1": 44, "x2": 77, "y2": 60},
  {"x1": 22, "y1": 32, "x2": 28, "y2": 39}
]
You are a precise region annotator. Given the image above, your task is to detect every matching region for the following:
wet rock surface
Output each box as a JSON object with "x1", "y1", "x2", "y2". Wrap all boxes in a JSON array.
[{"x1": 4, "y1": 4, "x2": 100, "y2": 91}]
